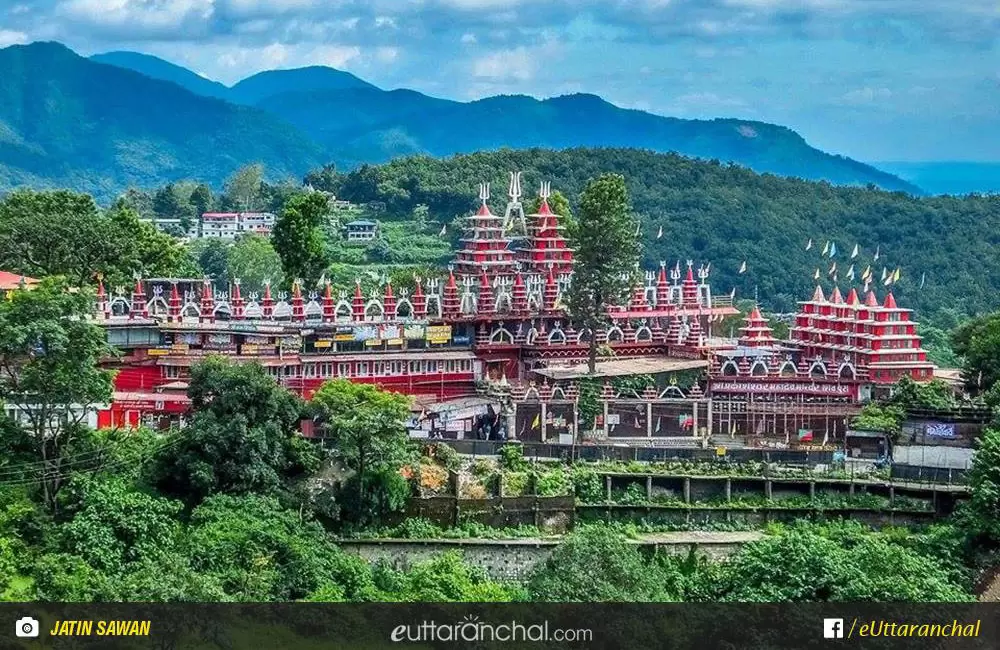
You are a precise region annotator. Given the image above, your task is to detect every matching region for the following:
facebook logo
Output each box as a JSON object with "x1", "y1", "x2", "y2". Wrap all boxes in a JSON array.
[{"x1": 823, "y1": 619, "x2": 844, "y2": 639}]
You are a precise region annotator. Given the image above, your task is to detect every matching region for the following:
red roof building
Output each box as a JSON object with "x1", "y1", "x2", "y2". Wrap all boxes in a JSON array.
[
  {"x1": 453, "y1": 182, "x2": 517, "y2": 278},
  {"x1": 518, "y1": 181, "x2": 574, "y2": 276},
  {"x1": 789, "y1": 286, "x2": 934, "y2": 385}
]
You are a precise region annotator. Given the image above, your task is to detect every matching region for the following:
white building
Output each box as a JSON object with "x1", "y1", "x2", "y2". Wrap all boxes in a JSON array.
[
  {"x1": 344, "y1": 219, "x2": 379, "y2": 242},
  {"x1": 200, "y1": 212, "x2": 276, "y2": 239}
]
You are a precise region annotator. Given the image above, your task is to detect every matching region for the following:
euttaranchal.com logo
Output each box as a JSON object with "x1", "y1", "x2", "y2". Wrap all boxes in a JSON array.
[{"x1": 390, "y1": 615, "x2": 592, "y2": 643}]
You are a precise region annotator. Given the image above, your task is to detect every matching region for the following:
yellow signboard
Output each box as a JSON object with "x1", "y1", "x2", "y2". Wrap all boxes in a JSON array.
[
  {"x1": 385, "y1": 338, "x2": 403, "y2": 346},
  {"x1": 715, "y1": 446, "x2": 727, "y2": 457},
  {"x1": 242, "y1": 344, "x2": 259, "y2": 354},
  {"x1": 314, "y1": 340, "x2": 333, "y2": 348},
  {"x1": 426, "y1": 325, "x2": 452, "y2": 344},
  {"x1": 147, "y1": 348, "x2": 169, "y2": 356},
  {"x1": 364, "y1": 339, "x2": 381, "y2": 346},
  {"x1": 171, "y1": 343, "x2": 189, "y2": 353},
  {"x1": 334, "y1": 334, "x2": 354, "y2": 342}
]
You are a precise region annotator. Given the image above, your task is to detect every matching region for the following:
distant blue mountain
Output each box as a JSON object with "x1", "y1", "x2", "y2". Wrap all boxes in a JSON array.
[
  {"x1": 0, "y1": 42, "x2": 922, "y2": 198},
  {"x1": 874, "y1": 162, "x2": 1000, "y2": 195},
  {"x1": 91, "y1": 51, "x2": 231, "y2": 100}
]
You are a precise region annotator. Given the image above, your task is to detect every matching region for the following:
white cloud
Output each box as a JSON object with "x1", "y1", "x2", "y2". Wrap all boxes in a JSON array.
[
  {"x1": 839, "y1": 86, "x2": 893, "y2": 104},
  {"x1": 0, "y1": 29, "x2": 28, "y2": 47},
  {"x1": 374, "y1": 46, "x2": 398, "y2": 63},
  {"x1": 460, "y1": 32, "x2": 477, "y2": 44},
  {"x1": 473, "y1": 47, "x2": 535, "y2": 81}
]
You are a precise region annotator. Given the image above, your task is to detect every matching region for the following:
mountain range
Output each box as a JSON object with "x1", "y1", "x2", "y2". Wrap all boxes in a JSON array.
[{"x1": 0, "y1": 41, "x2": 923, "y2": 200}]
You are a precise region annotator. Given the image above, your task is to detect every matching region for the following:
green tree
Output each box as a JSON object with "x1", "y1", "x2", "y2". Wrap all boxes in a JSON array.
[
  {"x1": 953, "y1": 313, "x2": 1000, "y2": 392},
  {"x1": 224, "y1": 163, "x2": 264, "y2": 212},
  {"x1": 191, "y1": 238, "x2": 231, "y2": 281},
  {"x1": 0, "y1": 279, "x2": 115, "y2": 512},
  {"x1": 272, "y1": 192, "x2": 329, "y2": 289},
  {"x1": 311, "y1": 379, "x2": 413, "y2": 523},
  {"x1": 228, "y1": 233, "x2": 284, "y2": 291},
  {"x1": 153, "y1": 357, "x2": 317, "y2": 503},
  {"x1": 716, "y1": 524, "x2": 970, "y2": 602},
  {"x1": 153, "y1": 183, "x2": 185, "y2": 218},
  {"x1": 0, "y1": 189, "x2": 120, "y2": 286},
  {"x1": 566, "y1": 174, "x2": 640, "y2": 372},
  {"x1": 116, "y1": 188, "x2": 155, "y2": 218},
  {"x1": 304, "y1": 163, "x2": 341, "y2": 194},
  {"x1": 189, "y1": 183, "x2": 214, "y2": 216},
  {"x1": 60, "y1": 476, "x2": 183, "y2": 577},
  {"x1": 528, "y1": 189, "x2": 575, "y2": 233},
  {"x1": 963, "y1": 427, "x2": 1000, "y2": 543},
  {"x1": 106, "y1": 202, "x2": 199, "y2": 284},
  {"x1": 187, "y1": 494, "x2": 357, "y2": 601},
  {"x1": 527, "y1": 527, "x2": 681, "y2": 601}
]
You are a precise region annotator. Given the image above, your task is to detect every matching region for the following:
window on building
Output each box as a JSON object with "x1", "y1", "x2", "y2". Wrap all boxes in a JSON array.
[{"x1": 358, "y1": 362, "x2": 369, "y2": 376}]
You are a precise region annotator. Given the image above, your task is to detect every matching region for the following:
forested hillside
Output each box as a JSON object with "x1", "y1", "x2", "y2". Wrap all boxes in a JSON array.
[
  {"x1": 319, "y1": 149, "x2": 1000, "y2": 320},
  {"x1": 0, "y1": 43, "x2": 323, "y2": 198}
]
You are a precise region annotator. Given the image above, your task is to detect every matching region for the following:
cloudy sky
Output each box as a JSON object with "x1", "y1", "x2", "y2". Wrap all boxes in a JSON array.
[{"x1": 2, "y1": 0, "x2": 997, "y2": 162}]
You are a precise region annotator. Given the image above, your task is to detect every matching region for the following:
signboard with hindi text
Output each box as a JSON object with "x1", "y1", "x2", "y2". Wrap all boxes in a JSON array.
[{"x1": 425, "y1": 325, "x2": 452, "y2": 344}]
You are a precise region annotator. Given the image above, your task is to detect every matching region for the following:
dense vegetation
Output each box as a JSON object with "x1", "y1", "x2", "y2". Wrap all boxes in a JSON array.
[{"x1": 1, "y1": 42, "x2": 919, "y2": 200}]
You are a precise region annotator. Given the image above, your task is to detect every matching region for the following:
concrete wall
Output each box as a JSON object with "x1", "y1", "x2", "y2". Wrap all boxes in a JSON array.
[{"x1": 339, "y1": 534, "x2": 757, "y2": 582}]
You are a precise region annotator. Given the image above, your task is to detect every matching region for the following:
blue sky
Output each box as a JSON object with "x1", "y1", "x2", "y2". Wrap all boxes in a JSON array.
[{"x1": 1, "y1": 0, "x2": 997, "y2": 162}]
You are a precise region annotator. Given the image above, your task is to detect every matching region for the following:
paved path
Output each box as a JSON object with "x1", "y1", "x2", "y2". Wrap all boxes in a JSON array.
[{"x1": 345, "y1": 531, "x2": 764, "y2": 546}]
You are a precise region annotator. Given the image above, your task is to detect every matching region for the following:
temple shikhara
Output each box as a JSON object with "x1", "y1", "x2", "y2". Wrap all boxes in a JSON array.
[{"x1": 79, "y1": 172, "x2": 934, "y2": 448}]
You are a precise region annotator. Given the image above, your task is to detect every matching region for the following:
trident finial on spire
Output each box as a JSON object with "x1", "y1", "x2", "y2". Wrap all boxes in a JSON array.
[
  {"x1": 479, "y1": 181, "x2": 490, "y2": 203},
  {"x1": 539, "y1": 180, "x2": 551, "y2": 201},
  {"x1": 508, "y1": 171, "x2": 522, "y2": 201}
]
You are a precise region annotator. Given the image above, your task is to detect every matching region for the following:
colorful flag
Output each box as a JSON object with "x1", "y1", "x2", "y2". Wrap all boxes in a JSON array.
[
  {"x1": 678, "y1": 414, "x2": 693, "y2": 429},
  {"x1": 822, "y1": 241, "x2": 829, "y2": 255},
  {"x1": 655, "y1": 417, "x2": 662, "y2": 432},
  {"x1": 656, "y1": 225, "x2": 663, "y2": 239},
  {"x1": 893, "y1": 267, "x2": 901, "y2": 282},
  {"x1": 729, "y1": 287, "x2": 736, "y2": 301},
  {"x1": 439, "y1": 224, "x2": 447, "y2": 236},
  {"x1": 851, "y1": 244, "x2": 859, "y2": 259},
  {"x1": 531, "y1": 414, "x2": 540, "y2": 429},
  {"x1": 805, "y1": 238, "x2": 813, "y2": 251},
  {"x1": 862, "y1": 265, "x2": 871, "y2": 280},
  {"x1": 739, "y1": 260, "x2": 747, "y2": 274},
  {"x1": 920, "y1": 272, "x2": 926, "y2": 289},
  {"x1": 634, "y1": 220, "x2": 641, "y2": 237},
  {"x1": 829, "y1": 242, "x2": 837, "y2": 257},
  {"x1": 846, "y1": 265, "x2": 855, "y2": 280},
  {"x1": 797, "y1": 429, "x2": 814, "y2": 441},
  {"x1": 814, "y1": 268, "x2": 820, "y2": 280},
  {"x1": 873, "y1": 245, "x2": 880, "y2": 261},
  {"x1": 828, "y1": 262, "x2": 837, "y2": 275},
  {"x1": 880, "y1": 267, "x2": 888, "y2": 281}
]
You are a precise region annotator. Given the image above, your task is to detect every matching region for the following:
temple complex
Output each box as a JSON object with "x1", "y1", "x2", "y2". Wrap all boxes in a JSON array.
[{"x1": 78, "y1": 173, "x2": 934, "y2": 447}]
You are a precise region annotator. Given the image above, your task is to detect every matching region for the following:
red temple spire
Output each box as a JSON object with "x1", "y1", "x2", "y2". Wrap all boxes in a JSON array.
[
  {"x1": 199, "y1": 279, "x2": 215, "y2": 323},
  {"x1": 519, "y1": 180, "x2": 574, "y2": 275},
  {"x1": 512, "y1": 267, "x2": 529, "y2": 314},
  {"x1": 231, "y1": 279, "x2": 245, "y2": 320},
  {"x1": 656, "y1": 261, "x2": 670, "y2": 308},
  {"x1": 352, "y1": 280, "x2": 365, "y2": 321},
  {"x1": 865, "y1": 289, "x2": 878, "y2": 307},
  {"x1": 412, "y1": 277, "x2": 427, "y2": 318},
  {"x1": 883, "y1": 292, "x2": 898, "y2": 309},
  {"x1": 453, "y1": 181, "x2": 516, "y2": 278},
  {"x1": 543, "y1": 264, "x2": 559, "y2": 312},
  {"x1": 383, "y1": 279, "x2": 396, "y2": 319},
  {"x1": 442, "y1": 267, "x2": 461, "y2": 317},
  {"x1": 262, "y1": 280, "x2": 274, "y2": 319},
  {"x1": 478, "y1": 268, "x2": 494, "y2": 316},
  {"x1": 846, "y1": 287, "x2": 860, "y2": 306},
  {"x1": 168, "y1": 281, "x2": 181, "y2": 322},
  {"x1": 322, "y1": 281, "x2": 335, "y2": 322}
]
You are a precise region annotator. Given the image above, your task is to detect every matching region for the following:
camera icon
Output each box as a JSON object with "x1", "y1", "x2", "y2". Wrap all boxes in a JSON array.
[{"x1": 15, "y1": 617, "x2": 39, "y2": 638}]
